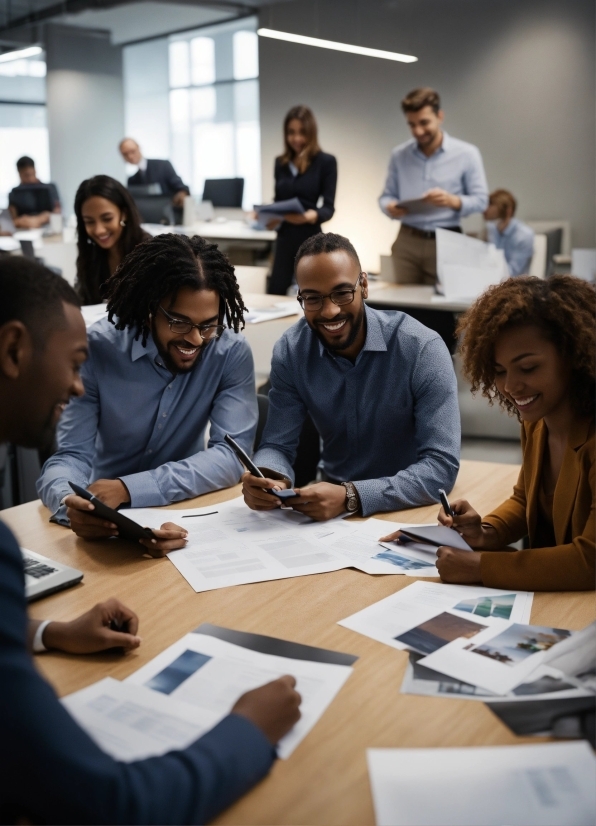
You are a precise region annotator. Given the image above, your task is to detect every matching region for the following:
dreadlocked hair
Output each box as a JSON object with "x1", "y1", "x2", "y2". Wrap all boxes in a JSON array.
[
  {"x1": 104, "y1": 233, "x2": 247, "y2": 345},
  {"x1": 457, "y1": 275, "x2": 595, "y2": 419}
]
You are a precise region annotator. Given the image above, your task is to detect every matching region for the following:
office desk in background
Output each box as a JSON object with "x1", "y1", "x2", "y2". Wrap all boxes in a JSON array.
[{"x1": 3, "y1": 460, "x2": 593, "y2": 826}]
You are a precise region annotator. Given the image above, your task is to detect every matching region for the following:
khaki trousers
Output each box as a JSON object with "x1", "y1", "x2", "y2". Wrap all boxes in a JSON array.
[{"x1": 391, "y1": 226, "x2": 437, "y2": 285}]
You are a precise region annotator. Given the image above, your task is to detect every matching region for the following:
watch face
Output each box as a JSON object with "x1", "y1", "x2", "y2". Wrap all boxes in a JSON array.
[{"x1": 346, "y1": 498, "x2": 358, "y2": 512}]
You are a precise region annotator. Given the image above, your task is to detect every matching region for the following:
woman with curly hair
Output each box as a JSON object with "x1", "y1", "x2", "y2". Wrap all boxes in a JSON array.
[{"x1": 384, "y1": 275, "x2": 595, "y2": 590}]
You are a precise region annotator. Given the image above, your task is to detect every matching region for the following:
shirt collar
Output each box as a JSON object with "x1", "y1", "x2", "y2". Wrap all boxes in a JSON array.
[
  {"x1": 138, "y1": 157, "x2": 148, "y2": 172},
  {"x1": 500, "y1": 218, "x2": 519, "y2": 237},
  {"x1": 315, "y1": 304, "x2": 388, "y2": 358},
  {"x1": 131, "y1": 329, "x2": 158, "y2": 362},
  {"x1": 412, "y1": 130, "x2": 450, "y2": 159}
]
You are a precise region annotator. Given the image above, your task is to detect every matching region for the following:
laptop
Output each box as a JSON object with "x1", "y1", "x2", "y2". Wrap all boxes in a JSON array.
[{"x1": 21, "y1": 548, "x2": 83, "y2": 602}]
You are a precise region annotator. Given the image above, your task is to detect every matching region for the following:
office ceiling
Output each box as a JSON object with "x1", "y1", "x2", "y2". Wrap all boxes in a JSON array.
[{"x1": 0, "y1": 0, "x2": 297, "y2": 46}]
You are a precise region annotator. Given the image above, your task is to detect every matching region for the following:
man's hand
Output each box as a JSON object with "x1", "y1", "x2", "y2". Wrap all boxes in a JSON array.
[
  {"x1": 290, "y1": 482, "x2": 346, "y2": 521},
  {"x1": 386, "y1": 201, "x2": 408, "y2": 219},
  {"x1": 88, "y1": 479, "x2": 130, "y2": 508},
  {"x1": 40, "y1": 599, "x2": 141, "y2": 654},
  {"x1": 436, "y1": 547, "x2": 482, "y2": 584},
  {"x1": 232, "y1": 675, "x2": 302, "y2": 746},
  {"x1": 422, "y1": 188, "x2": 462, "y2": 210},
  {"x1": 137, "y1": 522, "x2": 189, "y2": 557},
  {"x1": 242, "y1": 471, "x2": 288, "y2": 511},
  {"x1": 283, "y1": 209, "x2": 318, "y2": 225},
  {"x1": 172, "y1": 190, "x2": 187, "y2": 207},
  {"x1": 14, "y1": 212, "x2": 50, "y2": 229}
]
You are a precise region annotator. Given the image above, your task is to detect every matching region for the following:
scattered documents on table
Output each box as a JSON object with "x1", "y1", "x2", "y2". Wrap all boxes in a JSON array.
[
  {"x1": 338, "y1": 581, "x2": 533, "y2": 654},
  {"x1": 436, "y1": 229, "x2": 508, "y2": 301},
  {"x1": 367, "y1": 741, "x2": 596, "y2": 826},
  {"x1": 127, "y1": 498, "x2": 446, "y2": 592},
  {"x1": 419, "y1": 621, "x2": 572, "y2": 695},
  {"x1": 244, "y1": 301, "x2": 299, "y2": 324},
  {"x1": 125, "y1": 623, "x2": 356, "y2": 758}
]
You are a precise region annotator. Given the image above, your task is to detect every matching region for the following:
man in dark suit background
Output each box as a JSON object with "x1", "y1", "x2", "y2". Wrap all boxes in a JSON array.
[{"x1": 120, "y1": 137, "x2": 190, "y2": 207}]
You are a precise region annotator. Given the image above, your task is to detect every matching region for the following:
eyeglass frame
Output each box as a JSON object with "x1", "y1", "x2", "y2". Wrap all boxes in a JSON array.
[
  {"x1": 296, "y1": 273, "x2": 366, "y2": 312},
  {"x1": 158, "y1": 305, "x2": 225, "y2": 341}
]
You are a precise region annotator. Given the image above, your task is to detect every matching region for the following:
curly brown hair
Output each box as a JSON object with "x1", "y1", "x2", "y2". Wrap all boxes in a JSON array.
[{"x1": 457, "y1": 275, "x2": 595, "y2": 418}]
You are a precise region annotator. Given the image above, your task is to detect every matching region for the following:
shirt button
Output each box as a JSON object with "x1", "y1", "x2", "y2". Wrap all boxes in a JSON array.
[
  {"x1": 162, "y1": 412, "x2": 167, "y2": 418},
  {"x1": 146, "y1": 449, "x2": 153, "y2": 454},
  {"x1": 158, "y1": 424, "x2": 162, "y2": 430},
  {"x1": 167, "y1": 385, "x2": 172, "y2": 390}
]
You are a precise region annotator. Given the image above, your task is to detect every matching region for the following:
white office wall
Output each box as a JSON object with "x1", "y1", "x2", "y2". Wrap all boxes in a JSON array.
[
  {"x1": 123, "y1": 38, "x2": 170, "y2": 160},
  {"x1": 258, "y1": 0, "x2": 595, "y2": 272},
  {"x1": 45, "y1": 24, "x2": 125, "y2": 219}
]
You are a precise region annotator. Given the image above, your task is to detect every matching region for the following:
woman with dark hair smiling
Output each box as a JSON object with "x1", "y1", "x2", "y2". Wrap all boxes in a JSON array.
[
  {"x1": 74, "y1": 175, "x2": 149, "y2": 304},
  {"x1": 267, "y1": 105, "x2": 337, "y2": 295},
  {"x1": 382, "y1": 275, "x2": 595, "y2": 591}
]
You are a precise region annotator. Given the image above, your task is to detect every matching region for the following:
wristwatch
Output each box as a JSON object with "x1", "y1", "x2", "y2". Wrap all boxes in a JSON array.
[{"x1": 341, "y1": 481, "x2": 360, "y2": 514}]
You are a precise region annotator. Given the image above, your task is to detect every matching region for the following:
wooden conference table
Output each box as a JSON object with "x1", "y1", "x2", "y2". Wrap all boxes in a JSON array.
[{"x1": 3, "y1": 460, "x2": 594, "y2": 826}]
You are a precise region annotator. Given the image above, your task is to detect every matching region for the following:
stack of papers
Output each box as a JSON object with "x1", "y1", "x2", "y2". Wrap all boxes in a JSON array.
[
  {"x1": 436, "y1": 228, "x2": 509, "y2": 300},
  {"x1": 63, "y1": 624, "x2": 356, "y2": 760},
  {"x1": 127, "y1": 500, "x2": 448, "y2": 592},
  {"x1": 244, "y1": 302, "x2": 299, "y2": 324},
  {"x1": 367, "y1": 742, "x2": 596, "y2": 826},
  {"x1": 253, "y1": 197, "x2": 304, "y2": 229}
]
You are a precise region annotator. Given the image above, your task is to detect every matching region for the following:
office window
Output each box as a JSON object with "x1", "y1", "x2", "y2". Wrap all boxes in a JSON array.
[{"x1": 167, "y1": 18, "x2": 260, "y2": 210}]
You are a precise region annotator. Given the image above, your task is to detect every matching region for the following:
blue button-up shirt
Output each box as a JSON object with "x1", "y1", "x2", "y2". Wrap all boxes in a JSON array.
[
  {"x1": 379, "y1": 132, "x2": 489, "y2": 231},
  {"x1": 487, "y1": 218, "x2": 535, "y2": 277},
  {"x1": 37, "y1": 318, "x2": 258, "y2": 521},
  {"x1": 254, "y1": 306, "x2": 460, "y2": 516}
]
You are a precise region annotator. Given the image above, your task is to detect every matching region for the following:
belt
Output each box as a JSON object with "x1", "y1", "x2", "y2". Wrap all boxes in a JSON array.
[{"x1": 401, "y1": 224, "x2": 462, "y2": 240}]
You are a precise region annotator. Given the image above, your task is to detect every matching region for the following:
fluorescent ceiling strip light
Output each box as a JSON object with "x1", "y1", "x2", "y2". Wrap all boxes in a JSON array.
[
  {"x1": 257, "y1": 28, "x2": 417, "y2": 63},
  {"x1": 0, "y1": 45, "x2": 43, "y2": 63}
]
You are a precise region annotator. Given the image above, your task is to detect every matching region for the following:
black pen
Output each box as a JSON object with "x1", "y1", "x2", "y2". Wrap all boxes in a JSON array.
[
  {"x1": 181, "y1": 511, "x2": 218, "y2": 518},
  {"x1": 438, "y1": 489, "x2": 454, "y2": 518}
]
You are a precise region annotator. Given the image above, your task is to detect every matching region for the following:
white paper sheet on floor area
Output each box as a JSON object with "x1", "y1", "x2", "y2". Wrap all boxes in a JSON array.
[
  {"x1": 367, "y1": 742, "x2": 596, "y2": 826},
  {"x1": 127, "y1": 498, "x2": 444, "y2": 592},
  {"x1": 125, "y1": 631, "x2": 353, "y2": 758},
  {"x1": 436, "y1": 228, "x2": 508, "y2": 300},
  {"x1": 419, "y1": 621, "x2": 572, "y2": 695},
  {"x1": 338, "y1": 581, "x2": 533, "y2": 653},
  {"x1": 62, "y1": 677, "x2": 219, "y2": 761}
]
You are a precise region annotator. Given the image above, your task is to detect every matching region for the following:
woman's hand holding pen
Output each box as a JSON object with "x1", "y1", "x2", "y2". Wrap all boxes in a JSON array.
[
  {"x1": 437, "y1": 499, "x2": 499, "y2": 549},
  {"x1": 283, "y1": 209, "x2": 318, "y2": 225}
]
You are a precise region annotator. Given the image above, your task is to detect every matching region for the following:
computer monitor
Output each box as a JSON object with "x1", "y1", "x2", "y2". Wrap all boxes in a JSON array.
[
  {"x1": 202, "y1": 178, "x2": 244, "y2": 208},
  {"x1": 544, "y1": 228, "x2": 562, "y2": 278},
  {"x1": 9, "y1": 184, "x2": 54, "y2": 216},
  {"x1": 131, "y1": 194, "x2": 174, "y2": 225}
]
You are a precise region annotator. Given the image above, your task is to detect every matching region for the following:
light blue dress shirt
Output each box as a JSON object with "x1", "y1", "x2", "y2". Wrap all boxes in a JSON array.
[
  {"x1": 37, "y1": 318, "x2": 258, "y2": 522},
  {"x1": 379, "y1": 132, "x2": 489, "y2": 231},
  {"x1": 487, "y1": 218, "x2": 535, "y2": 277},
  {"x1": 254, "y1": 306, "x2": 460, "y2": 516}
]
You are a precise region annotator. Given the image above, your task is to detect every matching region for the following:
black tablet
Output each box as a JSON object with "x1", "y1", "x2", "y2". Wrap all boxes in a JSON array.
[{"x1": 68, "y1": 482, "x2": 156, "y2": 543}]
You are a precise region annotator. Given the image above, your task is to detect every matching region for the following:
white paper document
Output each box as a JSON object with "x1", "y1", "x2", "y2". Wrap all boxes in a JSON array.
[
  {"x1": 62, "y1": 677, "x2": 219, "y2": 761},
  {"x1": 367, "y1": 742, "x2": 596, "y2": 826},
  {"x1": 419, "y1": 621, "x2": 572, "y2": 695},
  {"x1": 128, "y1": 499, "x2": 444, "y2": 593},
  {"x1": 436, "y1": 228, "x2": 508, "y2": 300},
  {"x1": 244, "y1": 302, "x2": 299, "y2": 324},
  {"x1": 338, "y1": 581, "x2": 533, "y2": 655},
  {"x1": 125, "y1": 631, "x2": 353, "y2": 758}
]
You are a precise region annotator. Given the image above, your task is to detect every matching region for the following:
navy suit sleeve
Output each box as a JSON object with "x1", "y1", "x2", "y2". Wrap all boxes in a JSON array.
[
  {"x1": 161, "y1": 160, "x2": 190, "y2": 195},
  {"x1": 0, "y1": 522, "x2": 275, "y2": 825}
]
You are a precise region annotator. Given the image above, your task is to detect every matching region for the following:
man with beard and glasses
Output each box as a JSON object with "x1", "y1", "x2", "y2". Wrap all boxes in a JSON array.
[
  {"x1": 241, "y1": 233, "x2": 460, "y2": 521},
  {"x1": 0, "y1": 257, "x2": 301, "y2": 824},
  {"x1": 37, "y1": 233, "x2": 258, "y2": 546}
]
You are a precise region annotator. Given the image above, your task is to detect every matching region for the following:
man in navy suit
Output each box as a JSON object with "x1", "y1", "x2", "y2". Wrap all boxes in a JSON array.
[
  {"x1": 0, "y1": 256, "x2": 301, "y2": 824},
  {"x1": 120, "y1": 137, "x2": 190, "y2": 207}
]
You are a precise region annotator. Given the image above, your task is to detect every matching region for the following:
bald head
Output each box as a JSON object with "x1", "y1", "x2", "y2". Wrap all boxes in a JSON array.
[{"x1": 119, "y1": 138, "x2": 142, "y2": 165}]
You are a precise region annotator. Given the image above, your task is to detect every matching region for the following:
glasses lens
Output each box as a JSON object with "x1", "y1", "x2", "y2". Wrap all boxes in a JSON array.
[
  {"x1": 170, "y1": 321, "x2": 193, "y2": 334},
  {"x1": 300, "y1": 296, "x2": 323, "y2": 310},
  {"x1": 200, "y1": 325, "x2": 224, "y2": 340},
  {"x1": 331, "y1": 289, "x2": 355, "y2": 306}
]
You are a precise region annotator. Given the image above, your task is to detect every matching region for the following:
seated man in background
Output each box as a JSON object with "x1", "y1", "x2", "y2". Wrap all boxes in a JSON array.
[
  {"x1": 484, "y1": 188, "x2": 535, "y2": 277},
  {"x1": 37, "y1": 233, "x2": 258, "y2": 543},
  {"x1": 120, "y1": 137, "x2": 190, "y2": 208},
  {"x1": 8, "y1": 155, "x2": 61, "y2": 229},
  {"x1": 242, "y1": 232, "x2": 460, "y2": 521},
  {"x1": 0, "y1": 256, "x2": 301, "y2": 824}
]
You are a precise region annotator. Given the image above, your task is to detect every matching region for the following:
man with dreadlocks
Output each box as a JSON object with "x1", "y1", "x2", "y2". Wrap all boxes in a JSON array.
[{"x1": 37, "y1": 233, "x2": 258, "y2": 544}]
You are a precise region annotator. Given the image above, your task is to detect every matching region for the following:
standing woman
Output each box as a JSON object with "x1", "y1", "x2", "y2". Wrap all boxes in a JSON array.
[
  {"x1": 74, "y1": 175, "x2": 148, "y2": 304},
  {"x1": 267, "y1": 106, "x2": 337, "y2": 295}
]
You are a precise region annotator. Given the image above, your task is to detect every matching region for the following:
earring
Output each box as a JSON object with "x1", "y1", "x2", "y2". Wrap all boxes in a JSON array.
[
  {"x1": 87, "y1": 237, "x2": 95, "y2": 245},
  {"x1": 120, "y1": 219, "x2": 126, "y2": 227}
]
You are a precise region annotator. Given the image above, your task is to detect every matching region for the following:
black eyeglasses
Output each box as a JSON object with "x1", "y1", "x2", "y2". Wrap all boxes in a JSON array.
[
  {"x1": 158, "y1": 306, "x2": 225, "y2": 341},
  {"x1": 297, "y1": 274, "x2": 364, "y2": 312}
]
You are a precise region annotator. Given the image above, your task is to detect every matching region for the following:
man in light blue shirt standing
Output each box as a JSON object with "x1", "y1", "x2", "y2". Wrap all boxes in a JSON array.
[
  {"x1": 37, "y1": 233, "x2": 258, "y2": 543},
  {"x1": 484, "y1": 189, "x2": 535, "y2": 277},
  {"x1": 379, "y1": 87, "x2": 489, "y2": 285},
  {"x1": 241, "y1": 233, "x2": 460, "y2": 521}
]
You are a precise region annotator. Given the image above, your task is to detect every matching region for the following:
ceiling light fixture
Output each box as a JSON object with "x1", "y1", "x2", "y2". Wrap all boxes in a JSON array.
[
  {"x1": 0, "y1": 45, "x2": 43, "y2": 63},
  {"x1": 257, "y1": 28, "x2": 417, "y2": 63}
]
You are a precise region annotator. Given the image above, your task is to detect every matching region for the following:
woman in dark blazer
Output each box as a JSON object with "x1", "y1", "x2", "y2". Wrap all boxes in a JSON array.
[
  {"x1": 267, "y1": 106, "x2": 337, "y2": 295},
  {"x1": 74, "y1": 175, "x2": 149, "y2": 305}
]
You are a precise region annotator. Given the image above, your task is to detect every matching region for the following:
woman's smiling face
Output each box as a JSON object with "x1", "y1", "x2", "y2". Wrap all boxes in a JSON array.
[{"x1": 493, "y1": 324, "x2": 570, "y2": 423}]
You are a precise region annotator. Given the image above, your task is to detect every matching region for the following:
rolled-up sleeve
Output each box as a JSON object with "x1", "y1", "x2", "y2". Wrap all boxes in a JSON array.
[
  {"x1": 458, "y1": 146, "x2": 489, "y2": 217},
  {"x1": 120, "y1": 339, "x2": 258, "y2": 507},
  {"x1": 352, "y1": 337, "x2": 460, "y2": 516},
  {"x1": 379, "y1": 151, "x2": 400, "y2": 216}
]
